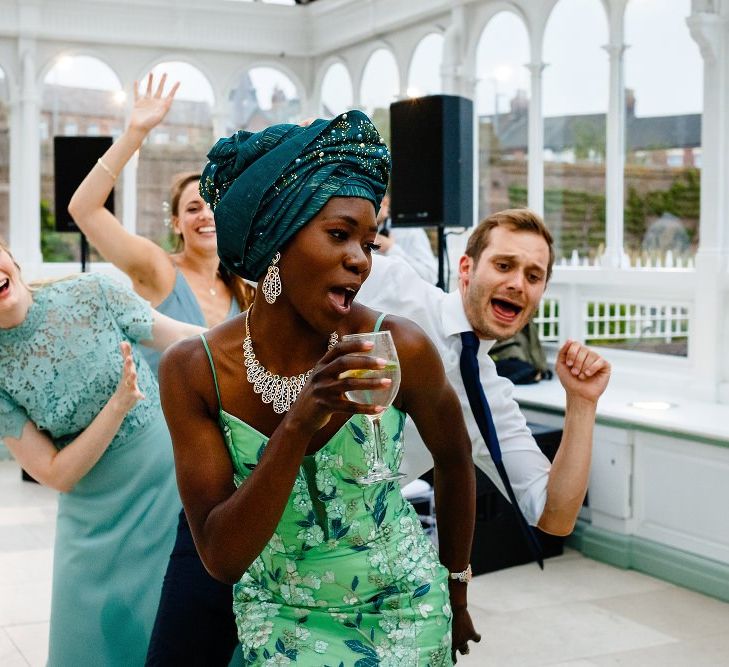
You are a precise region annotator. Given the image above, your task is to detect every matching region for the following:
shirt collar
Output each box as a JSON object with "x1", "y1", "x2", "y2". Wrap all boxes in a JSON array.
[{"x1": 441, "y1": 290, "x2": 497, "y2": 354}]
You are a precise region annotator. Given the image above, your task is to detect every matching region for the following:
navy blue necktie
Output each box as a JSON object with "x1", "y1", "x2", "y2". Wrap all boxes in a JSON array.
[{"x1": 460, "y1": 331, "x2": 544, "y2": 569}]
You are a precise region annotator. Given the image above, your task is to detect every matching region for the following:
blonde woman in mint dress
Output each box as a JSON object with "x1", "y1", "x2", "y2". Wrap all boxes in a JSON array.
[
  {"x1": 159, "y1": 111, "x2": 482, "y2": 665},
  {"x1": 0, "y1": 240, "x2": 202, "y2": 665}
]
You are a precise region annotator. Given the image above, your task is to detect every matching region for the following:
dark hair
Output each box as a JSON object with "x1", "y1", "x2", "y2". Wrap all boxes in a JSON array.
[
  {"x1": 168, "y1": 173, "x2": 255, "y2": 312},
  {"x1": 465, "y1": 208, "x2": 555, "y2": 281}
]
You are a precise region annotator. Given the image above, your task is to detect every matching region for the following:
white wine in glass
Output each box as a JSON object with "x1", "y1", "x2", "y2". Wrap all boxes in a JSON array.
[{"x1": 340, "y1": 330, "x2": 404, "y2": 484}]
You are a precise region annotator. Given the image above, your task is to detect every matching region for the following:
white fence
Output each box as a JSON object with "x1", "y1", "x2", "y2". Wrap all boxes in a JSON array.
[{"x1": 534, "y1": 266, "x2": 695, "y2": 358}]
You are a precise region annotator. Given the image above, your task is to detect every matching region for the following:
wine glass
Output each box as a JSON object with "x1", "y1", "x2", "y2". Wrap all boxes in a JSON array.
[{"x1": 341, "y1": 330, "x2": 404, "y2": 485}]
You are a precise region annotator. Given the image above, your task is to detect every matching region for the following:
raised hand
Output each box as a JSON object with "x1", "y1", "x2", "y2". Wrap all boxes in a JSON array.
[
  {"x1": 555, "y1": 339, "x2": 611, "y2": 404},
  {"x1": 111, "y1": 341, "x2": 146, "y2": 413},
  {"x1": 129, "y1": 73, "x2": 180, "y2": 135}
]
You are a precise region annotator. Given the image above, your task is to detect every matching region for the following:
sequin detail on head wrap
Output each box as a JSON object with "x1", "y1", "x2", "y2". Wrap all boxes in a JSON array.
[{"x1": 201, "y1": 111, "x2": 390, "y2": 281}]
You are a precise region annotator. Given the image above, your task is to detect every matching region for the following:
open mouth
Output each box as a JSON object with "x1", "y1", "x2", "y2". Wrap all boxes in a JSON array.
[
  {"x1": 328, "y1": 286, "x2": 358, "y2": 313},
  {"x1": 0, "y1": 278, "x2": 9, "y2": 296},
  {"x1": 491, "y1": 297, "x2": 523, "y2": 322},
  {"x1": 197, "y1": 226, "x2": 216, "y2": 234}
]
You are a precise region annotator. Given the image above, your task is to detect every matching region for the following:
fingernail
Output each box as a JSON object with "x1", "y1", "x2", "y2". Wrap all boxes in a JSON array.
[
  {"x1": 380, "y1": 378, "x2": 392, "y2": 386},
  {"x1": 375, "y1": 357, "x2": 387, "y2": 366},
  {"x1": 375, "y1": 406, "x2": 385, "y2": 413}
]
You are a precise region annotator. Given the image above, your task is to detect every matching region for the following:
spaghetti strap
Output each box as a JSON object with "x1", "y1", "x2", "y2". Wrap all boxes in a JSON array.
[
  {"x1": 373, "y1": 312, "x2": 387, "y2": 332},
  {"x1": 199, "y1": 334, "x2": 222, "y2": 411}
]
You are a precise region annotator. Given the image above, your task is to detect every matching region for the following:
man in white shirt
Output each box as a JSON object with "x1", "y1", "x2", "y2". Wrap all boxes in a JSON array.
[
  {"x1": 358, "y1": 208, "x2": 611, "y2": 535},
  {"x1": 375, "y1": 194, "x2": 438, "y2": 284}
]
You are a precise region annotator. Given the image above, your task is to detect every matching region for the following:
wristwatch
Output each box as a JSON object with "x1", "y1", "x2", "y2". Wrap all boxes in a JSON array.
[{"x1": 449, "y1": 564, "x2": 472, "y2": 584}]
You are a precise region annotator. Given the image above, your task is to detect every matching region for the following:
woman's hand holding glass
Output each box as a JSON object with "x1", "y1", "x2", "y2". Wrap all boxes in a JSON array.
[
  {"x1": 285, "y1": 338, "x2": 391, "y2": 438},
  {"x1": 339, "y1": 330, "x2": 404, "y2": 485}
]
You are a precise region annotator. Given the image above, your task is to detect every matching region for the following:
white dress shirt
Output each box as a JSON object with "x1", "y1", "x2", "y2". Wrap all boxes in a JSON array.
[
  {"x1": 380, "y1": 227, "x2": 438, "y2": 284},
  {"x1": 358, "y1": 253, "x2": 551, "y2": 525}
]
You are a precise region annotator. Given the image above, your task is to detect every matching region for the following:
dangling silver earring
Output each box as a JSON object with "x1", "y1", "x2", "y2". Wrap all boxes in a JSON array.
[{"x1": 262, "y1": 252, "x2": 282, "y2": 304}]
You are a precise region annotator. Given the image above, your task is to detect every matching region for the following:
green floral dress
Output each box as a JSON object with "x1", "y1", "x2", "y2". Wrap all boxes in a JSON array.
[{"x1": 200, "y1": 337, "x2": 453, "y2": 667}]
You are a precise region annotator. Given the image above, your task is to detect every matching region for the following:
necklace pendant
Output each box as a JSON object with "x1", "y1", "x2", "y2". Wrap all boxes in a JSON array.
[{"x1": 209, "y1": 288, "x2": 217, "y2": 296}]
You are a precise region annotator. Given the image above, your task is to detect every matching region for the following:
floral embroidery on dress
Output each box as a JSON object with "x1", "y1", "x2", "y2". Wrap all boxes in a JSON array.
[
  {"x1": 0, "y1": 274, "x2": 156, "y2": 450},
  {"x1": 226, "y1": 408, "x2": 453, "y2": 666}
]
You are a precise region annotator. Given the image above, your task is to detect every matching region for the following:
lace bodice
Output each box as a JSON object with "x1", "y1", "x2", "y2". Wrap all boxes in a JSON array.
[{"x1": 0, "y1": 273, "x2": 157, "y2": 449}]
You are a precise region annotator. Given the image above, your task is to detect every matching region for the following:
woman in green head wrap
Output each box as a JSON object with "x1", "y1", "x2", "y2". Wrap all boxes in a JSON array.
[{"x1": 159, "y1": 111, "x2": 480, "y2": 665}]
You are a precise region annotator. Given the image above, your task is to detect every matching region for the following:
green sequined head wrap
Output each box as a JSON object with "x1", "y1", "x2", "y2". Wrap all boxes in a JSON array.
[{"x1": 201, "y1": 110, "x2": 391, "y2": 281}]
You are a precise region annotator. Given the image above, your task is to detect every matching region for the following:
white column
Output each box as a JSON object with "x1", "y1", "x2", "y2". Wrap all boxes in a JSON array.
[
  {"x1": 526, "y1": 61, "x2": 545, "y2": 218},
  {"x1": 7, "y1": 84, "x2": 21, "y2": 250},
  {"x1": 686, "y1": 9, "x2": 728, "y2": 402},
  {"x1": 211, "y1": 104, "x2": 229, "y2": 139},
  {"x1": 121, "y1": 151, "x2": 138, "y2": 235},
  {"x1": 15, "y1": 40, "x2": 42, "y2": 267},
  {"x1": 602, "y1": 42, "x2": 627, "y2": 268},
  {"x1": 440, "y1": 5, "x2": 467, "y2": 96}
]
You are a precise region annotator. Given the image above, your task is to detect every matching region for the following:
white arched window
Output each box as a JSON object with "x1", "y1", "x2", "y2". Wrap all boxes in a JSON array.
[
  {"x1": 474, "y1": 12, "x2": 530, "y2": 220},
  {"x1": 320, "y1": 63, "x2": 354, "y2": 117},
  {"x1": 229, "y1": 66, "x2": 300, "y2": 134},
  {"x1": 543, "y1": 0, "x2": 608, "y2": 262},
  {"x1": 41, "y1": 55, "x2": 124, "y2": 261},
  {"x1": 359, "y1": 48, "x2": 399, "y2": 144},
  {"x1": 0, "y1": 67, "x2": 9, "y2": 242},
  {"x1": 407, "y1": 33, "x2": 444, "y2": 98},
  {"x1": 624, "y1": 0, "x2": 702, "y2": 264},
  {"x1": 138, "y1": 61, "x2": 215, "y2": 247}
]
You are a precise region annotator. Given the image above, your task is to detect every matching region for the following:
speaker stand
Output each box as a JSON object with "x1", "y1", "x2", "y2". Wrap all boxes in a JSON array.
[
  {"x1": 436, "y1": 226, "x2": 447, "y2": 291},
  {"x1": 80, "y1": 233, "x2": 89, "y2": 273}
]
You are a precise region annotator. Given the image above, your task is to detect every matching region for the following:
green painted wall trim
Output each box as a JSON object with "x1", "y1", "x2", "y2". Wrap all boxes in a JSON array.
[{"x1": 567, "y1": 520, "x2": 729, "y2": 603}]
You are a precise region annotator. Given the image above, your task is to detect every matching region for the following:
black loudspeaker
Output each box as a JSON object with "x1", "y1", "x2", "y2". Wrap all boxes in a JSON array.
[
  {"x1": 389, "y1": 94, "x2": 473, "y2": 228},
  {"x1": 54, "y1": 136, "x2": 114, "y2": 232}
]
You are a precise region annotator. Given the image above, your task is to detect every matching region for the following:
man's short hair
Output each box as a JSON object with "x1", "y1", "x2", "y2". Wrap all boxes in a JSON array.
[{"x1": 465, "y1": 208, "x2": 555, "y2": 281}]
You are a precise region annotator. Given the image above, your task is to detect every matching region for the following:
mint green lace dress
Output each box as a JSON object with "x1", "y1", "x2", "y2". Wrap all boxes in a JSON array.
[
  {"x1": 200, "y1": 337, "x2": 453, "y2": 667},
  {"x1": 0, "y1": 274, "x2": 181, "y2": 666}
]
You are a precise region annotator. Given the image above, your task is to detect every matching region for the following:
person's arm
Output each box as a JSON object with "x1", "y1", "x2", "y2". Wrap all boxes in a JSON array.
[
  {"x1": 391, "y1": 317, "x2": 480, "y2": 661},
  {"x1": 537, "y1": 339, "x2": 610, "y2": 536},
  {"x1": 3, "y1": 342, "x2": 144, "y2": 493},
  {"x1": 67, "y1": 74, "x2": 179, "y2": 300},
  {"x1": 140, "y1": 309, "x2": 206, "y2": 352},
  {"x1": 159, "y1": 333, "x2": 392, "y2": 584},
  {"x1": 385, "y1": 229, "x2": 438, "y2": 284}
]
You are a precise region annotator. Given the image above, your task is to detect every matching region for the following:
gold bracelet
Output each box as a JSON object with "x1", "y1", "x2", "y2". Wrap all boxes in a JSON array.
[{"x1": 97, "y1": 157, "x2": 117, "y2": 181}]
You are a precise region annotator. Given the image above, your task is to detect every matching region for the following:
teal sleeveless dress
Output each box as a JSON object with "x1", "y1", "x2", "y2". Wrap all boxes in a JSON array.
[
  {"x1": 199, "y1": 319, "x2": 453, "y2": 667},
  {"x1": 141, "y1": 269, "x2": 240, "y2": 377},
  {"x1": 0, "y1": 274, "x2": 181, "y2": 666}
]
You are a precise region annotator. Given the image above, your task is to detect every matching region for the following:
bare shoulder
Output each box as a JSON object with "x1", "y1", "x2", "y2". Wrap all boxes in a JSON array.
[{"x1": 159, "y1": 334, "x2": 208, "y2": 385}]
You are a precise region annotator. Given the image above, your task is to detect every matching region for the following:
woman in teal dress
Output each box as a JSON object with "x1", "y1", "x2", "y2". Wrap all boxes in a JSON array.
[
  {"x1": 0, "y1": 239, "x2": 203, "y2": 665},
  {"x1": 160, "y1": 111, "x2": 481, "y2": 665}
]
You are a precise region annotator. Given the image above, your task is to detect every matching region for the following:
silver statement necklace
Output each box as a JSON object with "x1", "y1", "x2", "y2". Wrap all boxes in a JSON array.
[{"x1": 243, "y1": 311, "x2": 339, "y2": 414}]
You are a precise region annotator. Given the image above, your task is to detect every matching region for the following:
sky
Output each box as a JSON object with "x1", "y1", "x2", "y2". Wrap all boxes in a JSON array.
[{"x1": 1, "y1": 0, "x2": 702, "y2": 120}]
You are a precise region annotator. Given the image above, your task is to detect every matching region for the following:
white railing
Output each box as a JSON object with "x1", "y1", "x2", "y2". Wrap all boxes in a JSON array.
[
  {"x1": 556, "y1": 248, "x2": 696, "y2": 270},
  {"x1": 537, "y1": 266, "x2": 695, "y2": 360},
  {"x1": 533, "y1": 298, "x2": 560, "y2": 342},
  {"x1": 584, "y1": 300, "x2": 690, "y2": 346}
]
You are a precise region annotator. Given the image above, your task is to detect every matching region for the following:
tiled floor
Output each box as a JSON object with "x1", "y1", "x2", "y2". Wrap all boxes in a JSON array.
[{"x1": 2, "y1": 459, "x2": 728, "y2": 666}]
